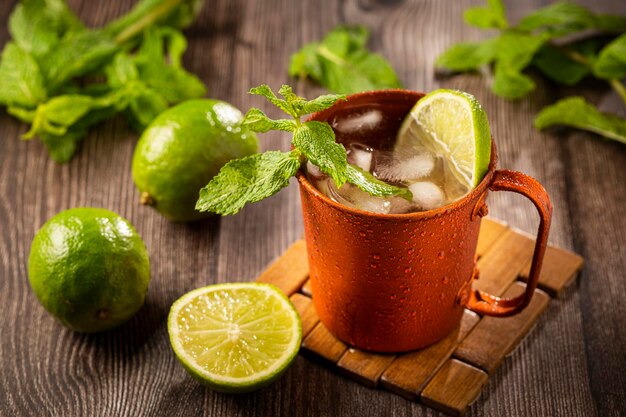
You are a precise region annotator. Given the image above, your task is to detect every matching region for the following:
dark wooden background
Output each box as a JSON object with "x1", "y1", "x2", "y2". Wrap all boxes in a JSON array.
[{"x1": 1, "y1": 0, "x2": 625, "y2": 416}]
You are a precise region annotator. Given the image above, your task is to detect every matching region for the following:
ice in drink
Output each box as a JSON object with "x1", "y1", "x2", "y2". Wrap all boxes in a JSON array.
[{"x1": 305, "y1": 104, "x2": 470, "y2": 214}]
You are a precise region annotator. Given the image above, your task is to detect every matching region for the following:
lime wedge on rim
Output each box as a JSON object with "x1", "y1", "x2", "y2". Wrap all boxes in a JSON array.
[
  {"x1": 168, "y1": 282, "x2": 302, "y2": 393},
  {"x1": 396, "y1": 89, "x2": 491, "y2": 188}
]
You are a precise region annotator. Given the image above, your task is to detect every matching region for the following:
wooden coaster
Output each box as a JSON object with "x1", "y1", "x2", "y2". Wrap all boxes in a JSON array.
[{"x1": 255, "y1": 218, "x2": 583, "y2": 416}]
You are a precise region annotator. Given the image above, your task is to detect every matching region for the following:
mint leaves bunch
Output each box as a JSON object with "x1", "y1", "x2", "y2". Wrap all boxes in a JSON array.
[
  {"x1": 436, "y1": 1, "x2": 626, "y2": 145},
  {"x1": 289, "y1": 26, "x2": 403, "y2": 94},
  {"x1": 0, "y1": 0, "x2": 206, "y2": 162},
  {"x1": 195, "y1": 85, "x2": 411, "y2": 216}
]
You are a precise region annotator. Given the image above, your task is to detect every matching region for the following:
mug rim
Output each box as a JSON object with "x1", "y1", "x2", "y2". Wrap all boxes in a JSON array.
[{"x1": 296, "y1": 89, "x2": 498, "y2": 220}]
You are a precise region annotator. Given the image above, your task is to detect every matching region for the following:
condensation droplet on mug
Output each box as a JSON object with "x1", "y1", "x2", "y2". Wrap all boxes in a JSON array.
[
  {"x1": 373, "y1": 254, "x2": 381, "y2": 260},
  {"x1": 404, "y1": 267, "x2": 412, "y2": 274},
  {"x1": 407, "y1": 248, "x2": 415, "y2": 255},
  {"x1": 438, "y1": 251, "x2": 445, "y2": 259},
  {"x1": 359, "y1": 231, "x2": 366, "y2": 237},
  {"x1": 442, "y1": 276, "x2": 450, "y2": 284}
]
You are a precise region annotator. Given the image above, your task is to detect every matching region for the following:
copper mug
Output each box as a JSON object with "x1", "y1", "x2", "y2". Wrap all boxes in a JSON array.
[{"x1": 296, "y1": 90, "x2": 552, "y2": 353}]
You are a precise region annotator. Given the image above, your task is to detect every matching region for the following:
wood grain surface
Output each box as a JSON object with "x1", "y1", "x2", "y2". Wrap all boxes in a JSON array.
[{"x1": 1, "y1": 1, "x2": 625, "y2": 416}]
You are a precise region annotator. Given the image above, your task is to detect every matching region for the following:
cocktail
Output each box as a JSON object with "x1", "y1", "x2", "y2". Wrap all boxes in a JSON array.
[{"x1": 297, "y1": 90, "x2": 551, "y2": 352}]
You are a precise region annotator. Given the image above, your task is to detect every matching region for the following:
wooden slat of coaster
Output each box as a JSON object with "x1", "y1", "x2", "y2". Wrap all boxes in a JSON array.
[
  {"x1": 379, "y1": 310, "x2": 480, "y2": 401},
  {"x1": 302, "y1": 322, "x2": 348, "y2": 363},
  {"x1": 257, "y1": 239, "x2": 309, "y2": 296},
  {"x1": 421, "y1": 359, "x2": 488, "y2": 417},
  {"x1": 301, "y1": 279, "x2": 313, "y2": 297},
  {"x1": 474, "y1": 230, "x2": 535, "y2": 296},
  {"x1": 454, "y1": 282, "x2": 550, "y2": 374},
  {"x1": 337, "y1": 349, "x2": 396, "y2": 388},
  {"x1": 289, "y1": 294, "x2": 319, "y2": 338},
  {"x1": 518, "y1": 245, "x2": 584, "y2": 297},
  {"x1": 476, "y1": 218, "x2": 508, "y2": 258}
]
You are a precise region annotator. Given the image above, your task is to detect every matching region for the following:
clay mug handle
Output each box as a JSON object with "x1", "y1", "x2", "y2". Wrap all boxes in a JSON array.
[{"x1": 465, "y1": 170, "x2": 553, "y2": 317}]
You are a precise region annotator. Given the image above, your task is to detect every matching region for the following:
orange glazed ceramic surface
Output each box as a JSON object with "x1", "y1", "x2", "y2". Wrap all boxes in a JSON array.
[{"x1": 297, "y1": 90, "x2": 552, "y2": 353}]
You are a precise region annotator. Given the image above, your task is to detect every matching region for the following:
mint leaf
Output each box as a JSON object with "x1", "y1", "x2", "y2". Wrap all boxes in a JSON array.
[
  {"x1": 518, "y1": 2, "x2": 626, "y2": 37},
  {"x1": 435, "y1": 38, "x2": 499, "y2": 72},
  {"x1": 9, "y1": 0, "x2": 82, "y2": 59},
  {"x1": 491, "y1": 32, "x2": 547, "y2": 99},
  {"x1": 593, "y1": 34, "x2": 626, "y2": 80},
  {"x1": 300, "y1": 94, "x2": 346, "y2": 115},
  {"x1": 196, "y1": 151, "x2": 302, "y2": 215},
  {"x1": 242, "y1": 108, "x2": 295, "y2": 133},
  {"x1": 106, "y1": 52, "x2": 139, "y2": 87},
  {"x1": 293, "y1": 121, "x2": 348, "y2": 186},
  {"x1": 492, "y1": 65, "x2": 536, "y2": 99},
  {"x1": 250, "y1": 84, "x2": 297, "y2": 117},
  {"x1": 43, "y1": 30, "x2": 119, "y2": 91},
  {"x1": 128, "y1": 87, "x2": 169, "y2": 128},
  {"x1": 40, "y1": 128, "x2": 88, "y2": 163},
  {"x1": 289, "y1": 25, "x2": 403, "y2": 94},
  {"x1": 0, "y1": 42, "x2": 47, "y2": 107},
  {"x1": 464, "y1": 0, "x2": 508, "y2": 30},
  {"x1": 535, "y1": 96, "x2": 626, "y2": 144},
  {"x1": 532, "y1": 45, "x2": 590, "y2": 86},
  {"x1": 133, "y1": 27, "x2": 206, "y2": 103},
  {"x1": 346, "y1": 165, "x2": 412, "y2": 200}
]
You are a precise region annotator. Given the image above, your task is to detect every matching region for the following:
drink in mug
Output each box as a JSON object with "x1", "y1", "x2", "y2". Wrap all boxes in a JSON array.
[{"x1": 305, "y1": 97, "x2": 471, "y2": 213}]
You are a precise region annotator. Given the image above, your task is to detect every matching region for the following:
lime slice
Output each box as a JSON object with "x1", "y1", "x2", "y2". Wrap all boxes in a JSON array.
[
  {"x1": 396, "y1": 89, "x2": 491, "y2": 188},
  {"x1": 168, "y1": 282, "x2": 302, "y2": 393}
]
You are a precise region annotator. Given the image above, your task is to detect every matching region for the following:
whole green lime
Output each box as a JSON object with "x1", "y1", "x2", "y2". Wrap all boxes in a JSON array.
[
  {"x1": 28, "y1": 208, "x2": 151, "y2": 333},
  {"x1": 132, "y1": 99, "x2": 259, "y2": 222}
]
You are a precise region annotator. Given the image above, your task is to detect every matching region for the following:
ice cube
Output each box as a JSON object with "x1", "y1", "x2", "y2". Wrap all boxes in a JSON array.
[
  {"x1": 375, "y1": 153, "x2": 435, "y2": 182},
  {"x1": 388, "y1": 196, "x2": 416, "y2": 214},
  {"x1": 334, "y1": 110, "x2": 383, "y2": 133},
  {"x1": 408, "y1": 181, "x2": 445, "y2": 210},
  {"x1": 306, "y1": 161, "x2": 324, "y2": 178},
  {"x1": 347, "y1": 144, "x2": 373, "y2": 172},
  {"x1": 335, "y1": 183, "x2": 391, "y2": 214}
]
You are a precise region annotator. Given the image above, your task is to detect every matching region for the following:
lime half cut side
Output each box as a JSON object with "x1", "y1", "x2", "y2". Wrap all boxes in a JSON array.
[
  {"x1": 396, "y1": 89, "x2": 491, "y2": 188},
  {"x1": 168, "y1": 283, "x2": 302, "y2": 393}
]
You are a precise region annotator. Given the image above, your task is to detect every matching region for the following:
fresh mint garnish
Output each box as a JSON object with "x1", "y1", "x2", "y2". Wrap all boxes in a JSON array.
[
  {"x1": 436, "y1": 0, "x2": 626, "y2": 145},
  {"x1": 288, "y1": 25, "x2": 403, "y2": 94},
  {"x1": 196, "y1": 85, "x2": 412, "y2": 216}
]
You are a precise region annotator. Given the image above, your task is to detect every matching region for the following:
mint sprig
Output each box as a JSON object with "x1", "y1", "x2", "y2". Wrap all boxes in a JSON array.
[
  {"x1": 288, "y1": 26, "x2": 403, "y2": 94},
  {"x1": 436, "y1": 0, "x2": 626, "y2": 145},
  {"x1": 196, "y1": 85, "x2": 412, "y2": 216},
  {"x1": 0, "y1": 0, "x2": 206, "y2": 162}
]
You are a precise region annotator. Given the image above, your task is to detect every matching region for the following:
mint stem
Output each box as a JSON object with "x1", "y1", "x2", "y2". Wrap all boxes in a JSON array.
[
  {"x1": 609, "y1": 79, "x2": 626, "y2": 108},
  {"x1": 114, "y1": 0, "x2": 184, "y2": 45},
  {"x1": 558, "y1": 45, "x2": 626, "y2": 108}
]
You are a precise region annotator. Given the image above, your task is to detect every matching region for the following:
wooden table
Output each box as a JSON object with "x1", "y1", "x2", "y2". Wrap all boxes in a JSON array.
[{"x1": 1, "y1": 0, "x2": 625, "y2": 416}]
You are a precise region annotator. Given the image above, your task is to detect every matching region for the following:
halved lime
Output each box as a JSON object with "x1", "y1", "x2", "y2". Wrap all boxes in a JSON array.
[
  {"x1": 167, "y1": 283, "x2": 302, "y2": 393},
  {"x1": 396, "y1": 89, "x2": 491, "y2": 188}
]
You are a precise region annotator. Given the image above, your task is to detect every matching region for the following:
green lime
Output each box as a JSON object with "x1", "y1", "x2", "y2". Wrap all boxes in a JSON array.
[
  {"x1": 168, "y1": 283, "x2": 302, "y2": 393},
  {"x1": 28, "y1": 208, "x2": 150, "y2": 333},
  {"x1": 396, "y1": 89, "x2": 491, "y2": 188},
  {"x1": 132, "y1": 99, "x2": 259, "y2": 222}
]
